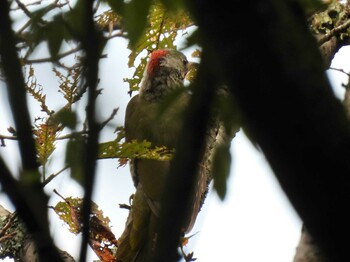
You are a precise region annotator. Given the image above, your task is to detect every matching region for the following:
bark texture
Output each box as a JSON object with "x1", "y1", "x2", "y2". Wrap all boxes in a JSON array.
[
  {"x1": 0, "y1": 205, "x2": 75, "y2": 262},
  {"x1": 293, "y1": 226, "x2": 328, "y2": 262}
]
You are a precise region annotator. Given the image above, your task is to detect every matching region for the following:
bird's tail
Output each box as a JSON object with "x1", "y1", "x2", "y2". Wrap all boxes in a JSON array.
[{"x1": 116, "y1": 187, "x2": 156, "y2": 262}]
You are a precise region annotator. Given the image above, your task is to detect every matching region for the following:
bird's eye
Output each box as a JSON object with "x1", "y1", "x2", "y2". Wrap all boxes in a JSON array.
[{"x1": 182, "y1": 59, "x2": 188, "y2": 66}]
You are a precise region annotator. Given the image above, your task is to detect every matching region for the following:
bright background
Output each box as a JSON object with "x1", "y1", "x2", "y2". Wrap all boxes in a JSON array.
[{"x1": 1, "y1": 7, "x2": 350, "y2": 261}]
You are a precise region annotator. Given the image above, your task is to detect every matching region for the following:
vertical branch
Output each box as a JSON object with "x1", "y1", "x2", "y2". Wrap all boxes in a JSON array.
[
  {"x1": 0, "y1": 0, "x2": 38, "y2": 173},
  {"x1": 78, "y1": 1, "x2": 101, "y2": 261},
  {"x1": 0, "y1": 2, "x2": 62, "y2": 261}
]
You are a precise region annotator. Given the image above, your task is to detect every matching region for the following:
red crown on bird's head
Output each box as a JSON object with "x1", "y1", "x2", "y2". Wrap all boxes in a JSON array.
[{"x1": 146, "y1": 49, "x2": 170, "y2": 76}]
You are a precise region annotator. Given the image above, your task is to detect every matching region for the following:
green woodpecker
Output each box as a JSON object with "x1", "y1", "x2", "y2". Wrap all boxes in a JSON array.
[{"x1": 117, "y1": 49, "x2": 201, "y2": 261}]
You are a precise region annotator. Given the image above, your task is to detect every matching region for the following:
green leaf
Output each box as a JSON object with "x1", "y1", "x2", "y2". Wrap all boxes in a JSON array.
[
  {"x1": 63, "y1": 0, "x2": 86, "y2": 38},
  {"x1": 95, "y1": 9, "x2": 123, "y2": 30},
  {"x1": 53, "y1": 198, "x2": 82, "y2": 234},
  {"x1": 54, "y1": 108, "x2": 77, "y2": 129},
  {"x1": 309, "y1": 1, "x2": 345, "y2": 34},
  {"x1": 28, "y1": 7, "x2": 50, "y2": 51},
  {"x1": 45, "y1": 17, "x2": 65, "y2": 59},
  {"x1": 106, "y1": 0, "x2": 125, "y2": 13},
  {"x1": 123, "y1": 56, "x2": 148, "y2": 93},
  {"x1": 65, "y1": 138, "x2": 86, "y2": 185},
  {"x1": 124, "y1": 0, "x2": 152, "y2": 48},
  {"x1": 34, "y1": 121, "x2": 58, "y2": 166},
  {"x1": 98, "y1": 128, "x2": 174, "y2": 168},
  {"x1": 53, "y1": 66, "x2": 80, "y2": 104},
  {"x1": 98, "y1": 139, "x2": 174, "y2": 160},
  {"x1": 25, "y1": 66, "x2": 52, "y2": 115},
  {"x1": 212, "y1": 144, "x2": 232, "y2": 200},
  {"x1": 124, "y1": 2, "x2": 193, "y2": 92},
  {"x1": 217, "y1": 89, "x2": 242, "y2": 140}
]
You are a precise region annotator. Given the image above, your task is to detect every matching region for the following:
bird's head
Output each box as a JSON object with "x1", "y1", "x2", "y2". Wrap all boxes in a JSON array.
[
  {"x1": 146, "y1": 49, "x2": 189, "y2": 79},
  {"x1": 140, "y1": 49, "x2": 189, "y2": 102}
]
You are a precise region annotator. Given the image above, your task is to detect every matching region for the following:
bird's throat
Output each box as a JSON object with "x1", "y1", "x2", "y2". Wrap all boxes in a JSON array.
[{"x1": 140, "y1": 70, "x2": 184, "y2": 102}]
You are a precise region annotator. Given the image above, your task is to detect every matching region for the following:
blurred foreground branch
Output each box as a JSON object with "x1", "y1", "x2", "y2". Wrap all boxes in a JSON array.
[{"x1": 189, "y1": 0, "x2": 350, "y2": 261}]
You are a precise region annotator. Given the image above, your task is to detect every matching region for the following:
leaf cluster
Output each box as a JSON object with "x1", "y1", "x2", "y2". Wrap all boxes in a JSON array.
[
  {"x1": 25, "y1": 66, "x2": 52, "y2": 115},
  {"x1": 54, "y1": 65, "x2": 81, "y2": 106},
  {"x1": 33, "y1": 120, "x2": 60, "y2": 167},
  {"x1": 310, "y1": 0, "x2": 350, "y2": 41},
  {"x1": 52, "y1": 194, "x2": 118, "y2": 261},
  {"x1": 98, "y1": 128, "x2": 174, "y2": 167}
]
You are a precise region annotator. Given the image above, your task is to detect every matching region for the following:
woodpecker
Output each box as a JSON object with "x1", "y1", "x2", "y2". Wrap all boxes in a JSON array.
[{"x1": 116, "y1": 49, "x2": 203, "y2": 261}]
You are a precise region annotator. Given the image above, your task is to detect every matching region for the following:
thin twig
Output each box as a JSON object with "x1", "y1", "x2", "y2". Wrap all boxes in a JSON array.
[
  {"x1": 0, "y1": 232, "x2": 17, "y2": 242},
  {"x1": 24, "y1": 47, "x2": 82, "y2": 64},
  {"x1": 0, "y1": 134, "x2": 18, "y2": 140},
  {"x1": 53, "y1": 189, "x2": 67, "y2": 202},
  {"x1": 99, "y1": 108, "x2": 119, "y2": 130},
  {"x1": 0, "y1": 130, "x2": 89, "y2": 142},
  {"x1": 329, "y1": 67, "x2": 350, "y2": 76},
  {"x1": 10, "y1": 0, "x2": 43, "y2": 11},
  {"x1": 318, "y1": 19, "x2": 350, "y2": 46},
  {"x1": 106, "y1": 31, "x2": 126, "y2": 40},
  {"x1": 56, "y1": 131, "x2": 88, "y2": 140},
  {"x1": 43, "y1": 165, "x2": 69, "y2": 187},
  {"x1": 0, "y1": 213, "x2": 17, "y2": 238},
  {"x1": 23, "y1": 47, "x2": 110, "y2": 64},
  {"x1": 16, "y1": 19, "x2": 32, "y2": 35},
  {"x1": 14, "y1": 0, "x2": 33, "y2": 18}
]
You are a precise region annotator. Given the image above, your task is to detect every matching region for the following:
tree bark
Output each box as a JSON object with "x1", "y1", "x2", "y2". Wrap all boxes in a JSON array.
[
  {"x1": 294, "y1": 5, "x2": 350, "y2": 260},
  {"x1": 0, "y1": 205, "x2": 75, "y2": 262},
  {"x1": 293, "y1": 226, "x2": 328, "y2": 262},
  {"x1": 189, "y1": 0, "x2": 350, "y2": 261}
]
